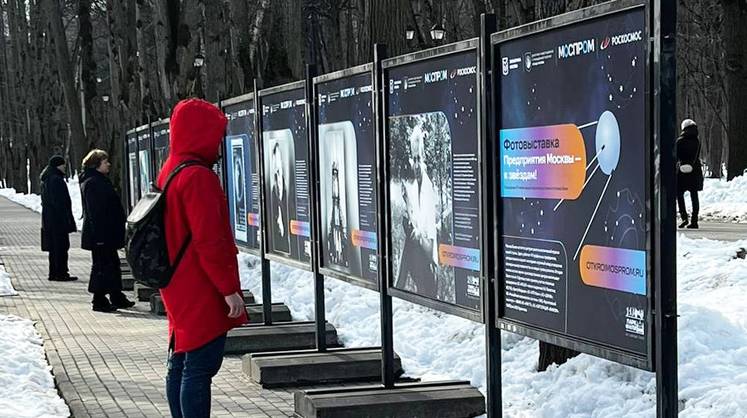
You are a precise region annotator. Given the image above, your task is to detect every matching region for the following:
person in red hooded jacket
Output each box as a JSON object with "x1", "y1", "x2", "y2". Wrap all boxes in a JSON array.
[{"x1": 157, "y1": 98, "x2": 248, "y2": 418}]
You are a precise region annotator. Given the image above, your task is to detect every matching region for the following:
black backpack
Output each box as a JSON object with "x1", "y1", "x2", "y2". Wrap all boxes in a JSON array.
[{"x1": 125, "y1": 161, "x2": 200, "y2": 289}]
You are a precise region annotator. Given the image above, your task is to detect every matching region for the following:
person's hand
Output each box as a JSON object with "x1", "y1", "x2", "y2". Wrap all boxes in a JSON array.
[{"x1": 224, "y1": 292, "x2": 245, "y2": 319}]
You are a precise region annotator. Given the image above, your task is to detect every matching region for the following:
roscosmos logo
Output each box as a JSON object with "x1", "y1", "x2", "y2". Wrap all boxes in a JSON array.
[{"x1": 600, "y1": 30, "x2": 643, "y2": 50}]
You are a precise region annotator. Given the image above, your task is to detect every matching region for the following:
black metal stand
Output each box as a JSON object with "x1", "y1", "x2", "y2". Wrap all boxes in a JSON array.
[
  {"x1": 653, "y1": 0, "x2": 678, "y2": 416},
  {"x1": 374, "y1": 43, "x2": 397, "y2": 390},
  {"x1": 253, "y1": 78, "x2": 275, "y2": 327},
  {"x1": 305, "y1": 63, "x2": 328, "y2": 352},
  {"x1": 480, "y1": 13, "x2": 501, "y2": 418}
]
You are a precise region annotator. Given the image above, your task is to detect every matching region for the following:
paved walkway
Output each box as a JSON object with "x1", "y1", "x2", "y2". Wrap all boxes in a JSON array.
[
  {"x1": 680, "y1": 221, "x2": 747, "y2": 242},
  {"x1": 0, "y1": 197, "x2": 296, "y2": 418}
]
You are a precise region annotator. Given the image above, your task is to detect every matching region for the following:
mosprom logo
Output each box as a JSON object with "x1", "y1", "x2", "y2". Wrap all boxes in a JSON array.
[{"x1": 557, "y1": 39, "x2": 595, "y2": 58}]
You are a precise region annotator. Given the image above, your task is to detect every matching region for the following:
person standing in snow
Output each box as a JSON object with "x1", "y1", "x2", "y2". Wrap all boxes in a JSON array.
[
  {"x1": 40, "y1": 155, "x2": 78, "y2": 282},
  {"x1": 79, "y1": 149, "x2": 135, "y2": 312},
  {"x1": 157, "y1": 99, "x2": 247, "y2": 418},
  {"x1": 676, "y1": 119, "x2": 704, "y2": 229}
]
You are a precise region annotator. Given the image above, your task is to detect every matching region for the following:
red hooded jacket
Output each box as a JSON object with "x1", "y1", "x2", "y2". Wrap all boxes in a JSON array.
[{"x1": 157, "y1": 99, "x2": 248, "y2": 353}]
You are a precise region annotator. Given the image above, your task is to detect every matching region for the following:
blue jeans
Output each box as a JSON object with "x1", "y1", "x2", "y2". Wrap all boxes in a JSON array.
[{"x1": 166, "y1": 334, "x2": 226, "y2": 418}]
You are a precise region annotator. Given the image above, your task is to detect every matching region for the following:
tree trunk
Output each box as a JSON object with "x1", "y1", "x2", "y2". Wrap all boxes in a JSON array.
[
  {"x1": 45, "y1": 0, "x2": 87, "y2": 168},
  {"x1": 723, "y1": 0, "x2": 747, "y2": 180},
  {"x1": 538, "y1": 341, "x2": 580, "y2": 371}
]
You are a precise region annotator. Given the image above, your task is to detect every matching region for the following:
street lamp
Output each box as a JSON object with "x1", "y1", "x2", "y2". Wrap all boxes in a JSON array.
[
  {"x1": 430, "y1": 23, "x2": 445, "y2": 41},
  {"x1": 405, "y1": 25, "x2": 415, "y2": 40},
  {"x1": 102, "y1": 94, "x2": 110, "y2": 103},
  {"x1": 193, "y1": 54, "x2": 205, "y2": 68}
]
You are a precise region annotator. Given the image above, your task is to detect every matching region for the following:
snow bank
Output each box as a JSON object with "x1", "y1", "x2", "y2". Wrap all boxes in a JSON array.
[
  {"x1": 0, "y1": 315, "x2": 70, "y2": 418},
  {"x1": 686, "y1": 176, "x2": 747, "y2": 223},
  {"x1": 0, "y1": 264, "x2": 18, "y2": 296},
  {"x1": 0, "y1": 177, "x2": 83, "y2": 230},
  {"x1": 238, "y1": 234, "x2": 747, "y2": 417}
]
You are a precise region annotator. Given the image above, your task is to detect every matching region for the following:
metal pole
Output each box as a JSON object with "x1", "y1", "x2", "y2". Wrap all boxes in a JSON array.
[
  {"x1": 306, "y1": 64, "x2": 327, "y2": 351},
  {"x1": 653, "y1": 0, "x2": 678, "y2": 417},
  {"x1": 480, "y1": 13, "x2": 501, "y2": 418},
  {"x1": 254, "y1": 78, "x2": 274, "y2": 326},
  {"x1": 374, "y1": 43, "x2": 395, "y2": 389}
]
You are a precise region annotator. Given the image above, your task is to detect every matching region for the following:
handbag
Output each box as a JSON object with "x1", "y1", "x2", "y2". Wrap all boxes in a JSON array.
[{"x1": 678, "y1": 140, "x2": 699, "y2": 174}]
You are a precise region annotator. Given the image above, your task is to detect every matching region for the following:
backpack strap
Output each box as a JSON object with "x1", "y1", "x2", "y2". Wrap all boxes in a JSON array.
[
  {"x1": 162, "y1": 160, "x2": 203, "y2": 270},
  {"x1": 162, "y1": 160, "x2": 203, "y2": 192}
]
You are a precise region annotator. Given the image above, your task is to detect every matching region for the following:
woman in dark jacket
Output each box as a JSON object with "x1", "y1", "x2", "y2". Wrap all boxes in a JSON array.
[
  {"x1": 40, "y1": 155, "x2": 78, "y2": 281},
  {"x1": 80, "y1": 149, "x2": 135, "y2": 312},
  {"x1": 676, "y1": 119, "x2": 704, "y2": 229}
]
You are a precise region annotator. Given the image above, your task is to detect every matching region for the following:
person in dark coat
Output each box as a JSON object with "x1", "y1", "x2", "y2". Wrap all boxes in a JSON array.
[
  {"x1": 79, "y1": 149, "x2": 135, "y2": 312},
  {"x1": 40, "y1": 155, "x2": 78, "y2": 281},
  {"x1": 676, "y1": 119, "x2": 704, "y2": 229}
]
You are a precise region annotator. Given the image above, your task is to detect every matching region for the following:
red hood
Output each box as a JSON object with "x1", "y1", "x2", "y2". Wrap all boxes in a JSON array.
[{"x1": 168, "y1": 99, "x2": 227, "y2": 165}]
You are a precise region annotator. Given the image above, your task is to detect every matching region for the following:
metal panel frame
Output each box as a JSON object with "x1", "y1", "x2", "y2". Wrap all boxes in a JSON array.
[
  {"x1": 490, "y1": 0, "x2": 655, "y2": 371},
  {"x1": 381, "y1": 38, "x2": 485, "y2": 323},
  {"x1": 313, "y1": 63, "x2": 379, "y2": 292}
]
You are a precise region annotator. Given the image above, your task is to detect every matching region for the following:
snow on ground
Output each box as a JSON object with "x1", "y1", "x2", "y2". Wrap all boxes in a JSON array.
[
  {"x1": 0, "y1": 315, "x2": 70, "y2": 418},
  {"x1": 239, "y1": 235, "x2": 747, "y2": 417},
  {"x1": 0, "y1": 264, "x2": 18, "y2": 297},
  {"x1": 0, "y1": 177, "x2": 83, "y2": 230},
  {"x1": 684, "y1": 176, "x2": 747, "y2": 223}
]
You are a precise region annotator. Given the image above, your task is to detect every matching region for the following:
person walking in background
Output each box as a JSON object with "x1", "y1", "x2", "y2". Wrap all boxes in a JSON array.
[
  {"x1": 79, "y1": 149, "x2": 135, "y2": 312},
  {"x1": 158, "y1": 99, "x2": 247, "y2": 418},
  {"x1": 677, "y1": 119, "x2": 704, "y2": 229},
  {"x1": 40, "y1": 155, "x2": 78, "y2": 282}
]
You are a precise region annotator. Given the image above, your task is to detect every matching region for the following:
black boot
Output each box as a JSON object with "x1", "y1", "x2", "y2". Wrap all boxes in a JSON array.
[
  {"x1": 92, "y1": 294, "x2": 118, "y2": 313},
  {"x1": 678, "y1": 217, "x2": 689, "y2": 229},
  {"x1": 49, "y1": 276, "x2": 78, "y2": 282},
  {"x1": 687, "y1": 220, "x2": 699, "y2": 229},
  {"x1": 110, "y1": 292, "x2": 136, "y2": 309}
]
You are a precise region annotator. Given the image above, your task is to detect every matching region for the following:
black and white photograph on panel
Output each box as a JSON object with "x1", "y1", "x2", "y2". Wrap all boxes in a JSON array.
[
  {"x1": 127, "y1": 133, "x2": 138, "y2": 207},
  {"x1": 261, "y1": 85, "x2": 311, "y2": 265},
  {"x1": 231, "y1": 138, "x2": 248, "y2": 242},
  {"x1": 152, "y1": 121, "x2": 169, "y2": 176},
  {"x1": 387, "y1": 47, "x2": 482, "y2": 313},
  {"x1": 225, "y1": 98, "x2": 261, "y2": 251},
  {"x1": 317, "y1": 70, "x2": 378, "y2": 286},
  {"x1": 137, "y1": 128, "x2": 151, "y2": 198}
]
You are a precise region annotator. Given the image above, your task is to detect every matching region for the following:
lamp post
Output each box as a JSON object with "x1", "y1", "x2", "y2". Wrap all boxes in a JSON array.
[
  {"x1": 190, "y1": 53, "x2": 205, "y2": 98},
  {"x1": 430, "y1": 23, "x2": 445, "y2": 43},
  {"x1": 405, "y1": 25, "x2": 415, "y2": 41}
]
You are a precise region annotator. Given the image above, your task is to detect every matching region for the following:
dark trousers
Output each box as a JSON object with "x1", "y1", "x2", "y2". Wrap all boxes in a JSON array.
[
  {"x1": 88, "y1": 247, "x2": 122, "y2": 296},
  {"x1": 677, "y1": 190, "x2": 699, "y2": 222},
  {"x1": 48, "y1": 234, "x2": 70, "y2": 279},
  {"x1": 166, "y1": 334, "x2": 227, "y2": 418}
]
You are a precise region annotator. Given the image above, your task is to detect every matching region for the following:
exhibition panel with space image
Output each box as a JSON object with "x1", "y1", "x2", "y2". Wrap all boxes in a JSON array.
[
  {"x1": 224, "y1": 95, "x2": 261, "y2": 252},
  {"x1": 260, "y1": 83, "x2": 312, "y2": 267},
  {"x1": 315, "y1": 66, "x2": 378, "y2": 289},
  {"x1": 385, "y1": 44, "x2": 483, "y2": 318},
  {"x1": 495, "y1": 5, "x2": 651, "y2": 366}
]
